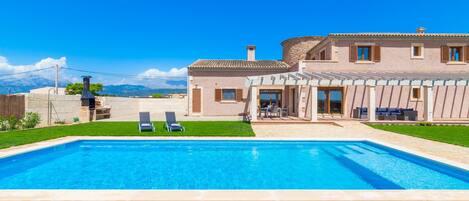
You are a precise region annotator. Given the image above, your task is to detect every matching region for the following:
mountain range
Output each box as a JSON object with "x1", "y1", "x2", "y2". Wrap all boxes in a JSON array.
[{"x1": 0, "y1": 77, "x2": 187, "y2": 96}]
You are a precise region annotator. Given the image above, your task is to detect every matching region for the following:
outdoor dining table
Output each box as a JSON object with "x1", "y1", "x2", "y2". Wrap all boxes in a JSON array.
[{"x1": 259, "y1": 107, "x2": 288, "y2": 118}]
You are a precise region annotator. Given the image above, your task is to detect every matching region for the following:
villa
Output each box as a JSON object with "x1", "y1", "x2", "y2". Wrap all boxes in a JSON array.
[{"x1": 188, "y1": 28, "x2": 469, "y2": 122}]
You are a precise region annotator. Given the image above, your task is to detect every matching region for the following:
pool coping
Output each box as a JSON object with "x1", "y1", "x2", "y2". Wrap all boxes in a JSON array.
[{"x1": 0, "y1": 136, "x2": 468, "y2": 201}]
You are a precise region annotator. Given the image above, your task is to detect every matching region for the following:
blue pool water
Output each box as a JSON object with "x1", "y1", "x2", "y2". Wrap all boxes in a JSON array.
[{"x1": 0, "y1": 140, "x2": 468, "y2": 189}]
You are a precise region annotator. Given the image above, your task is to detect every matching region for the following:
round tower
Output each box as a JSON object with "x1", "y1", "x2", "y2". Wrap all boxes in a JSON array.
[{"x1": 281, "y1": 36, "x2": 324, "y2": 66}]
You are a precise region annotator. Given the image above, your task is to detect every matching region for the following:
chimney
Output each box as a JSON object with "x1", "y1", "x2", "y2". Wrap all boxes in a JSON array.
[
  {"x1": 416, "y1": 27, "x2": 426, "y2": 34},
  {"x1": 247, "y1": 45, "x2": 256, "y2": 61},
  {"x1": 81, "y1": 75, "x2": 95, "y2": 110}
]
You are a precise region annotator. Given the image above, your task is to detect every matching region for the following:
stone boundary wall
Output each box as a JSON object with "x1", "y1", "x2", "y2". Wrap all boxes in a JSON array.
[
  {"x1": 24, "y1": 94, "x2": 188, "y2": 124},
  {"x1": 96, "y1": 96, "x2": 188, "y2": 121},
  {"x1": 25, "y1": 93, "x2": 81, "y2": 126}
]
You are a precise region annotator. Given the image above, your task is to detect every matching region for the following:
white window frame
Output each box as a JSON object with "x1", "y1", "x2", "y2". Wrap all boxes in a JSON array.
[
  {"x1": 411, "y1": 86, "x2": 423, "y2": 101},
  {"x1": 411, "y1": 43, "x2": 424, "y2": 59}
]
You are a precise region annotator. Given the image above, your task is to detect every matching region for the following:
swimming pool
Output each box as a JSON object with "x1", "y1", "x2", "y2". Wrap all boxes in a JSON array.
[{"x1": 0, "y1": 140, "x2": 467, "y2": 189}]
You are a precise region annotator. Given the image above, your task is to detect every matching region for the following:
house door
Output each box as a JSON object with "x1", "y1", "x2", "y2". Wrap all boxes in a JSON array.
[
  {"x1": 192, "y1": 88, "x2": 201, "y2": 113},
  {"x1": 318, "y1": 87, "x2": 343, "y2": 114}
]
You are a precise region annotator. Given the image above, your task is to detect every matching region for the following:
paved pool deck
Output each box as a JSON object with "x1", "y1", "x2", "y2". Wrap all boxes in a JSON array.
[{"x1": 0, "y1": 121, "x2": 468, "y2": 201}]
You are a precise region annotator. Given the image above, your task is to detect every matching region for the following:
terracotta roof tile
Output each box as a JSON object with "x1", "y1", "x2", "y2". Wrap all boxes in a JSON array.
[
  {"x1": 329, "y1": 33, "x2": 469, "y2": 38},
  {"x1": 189, "y1": 59, "x2": 289, "y2": 71}
]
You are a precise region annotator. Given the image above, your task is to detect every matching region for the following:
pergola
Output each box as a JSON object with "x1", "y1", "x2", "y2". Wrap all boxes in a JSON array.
[{"x1": 246, "y1": 71, "x2": 469, "y2": 122}]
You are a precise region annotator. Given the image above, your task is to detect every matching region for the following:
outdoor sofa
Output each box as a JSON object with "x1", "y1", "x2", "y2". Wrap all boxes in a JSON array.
[{"x1": 353, "y1": 107, "x2": 418, "y2": 121}]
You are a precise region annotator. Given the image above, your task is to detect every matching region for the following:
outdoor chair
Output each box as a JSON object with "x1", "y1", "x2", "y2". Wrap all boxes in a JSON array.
[
  {"x1": 138, "y1": 112, "x2": 155, "y2": 132},
  {"x1": 165, "y1": 112, "x2": 185, "y2": 132}
]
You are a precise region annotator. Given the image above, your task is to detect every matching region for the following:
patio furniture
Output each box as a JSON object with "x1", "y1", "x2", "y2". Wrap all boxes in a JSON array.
[
  {"x1": 354, "y1": 107, "x2": 417, "y2": 121},
  {"x1": 165, "y1": 112, "x2": 185, "y2": 132},
  {"x1": 400, "y1": 110, "x2": 418, "y2": 121},
  {"x1": 281, "y1": 107, "x2": 288, "y2": 117},
  {"x1": 138, "y1": 112, "x2": 155, "y2": 132},
  {"x1": 270, "y1": 106, "x2": 281, "y2": 118},
  {"x1": 259, "y1": 107, "x2": 268, "y2": 119}
]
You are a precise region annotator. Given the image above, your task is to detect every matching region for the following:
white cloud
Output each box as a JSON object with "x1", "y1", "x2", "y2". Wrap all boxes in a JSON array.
[
  {"x1": 0, "y1": 55, "x2": 187, "y2": 89},
  {"x1": 115, "y1": 67, "x2": 187, "y2": 88},
  {"x1": 137, "y1": 67, "x2": 187, "y2": 79},
  {"x1": 0, "y1": 56, "x2": 67, "y2": 80}
]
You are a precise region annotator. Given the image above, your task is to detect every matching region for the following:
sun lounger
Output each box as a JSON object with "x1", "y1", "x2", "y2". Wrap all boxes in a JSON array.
[
  {"x1": 138, "y1": 112, "x2": 155, "y2": 132},
  {"x1": 165, "y1": 112, "x2": 185, "y2": 132}
]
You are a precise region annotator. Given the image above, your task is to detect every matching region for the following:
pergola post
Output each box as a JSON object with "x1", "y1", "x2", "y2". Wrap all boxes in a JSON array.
[
  {"x1": 424, "y1": 86, "x2": 434, "y2": 122},
  {"x1": 367, "y1": 86, "x2": 376, "y2": 122},
  {"x1": 250, "y1": 86, "x2": 258, "y2": 121},
  {"x1": 310, "y1": 86, "x2": 318, "y2": 122}
]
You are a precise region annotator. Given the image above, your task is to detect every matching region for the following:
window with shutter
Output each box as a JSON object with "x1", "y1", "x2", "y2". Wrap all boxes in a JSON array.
[
  {"x1": 373, "y1": 46, "x2": 381, "y2": 62},
  {"x1": 357, "y1": 46, "x2": 372, "y2": 61},
  {"x1": 441, "y1": 46, "x2": 449, "y2": 63},
  {"x1": 349, "y1": 45, "x2": 357, "y2": 62},
  {"x1": 236, "y1": 89, "x2": 243, "y2": 102},
  {"x1": 214, "y1": 89, "x2": 222, "y2": 102}
]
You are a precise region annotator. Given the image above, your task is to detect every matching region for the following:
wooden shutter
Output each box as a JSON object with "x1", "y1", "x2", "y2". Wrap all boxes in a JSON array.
[
  {"x1": 465, "y1": 46, "x2": 469, "y2": 63},
  {"x1": 441, "y1": 45, "x2": 449, "y2": 63},
  {"x1": 349, "y1": 45, "x2": 357, "y2": 62},
  {"x1": 236, "y1": 89, "x2": 243, "y2": 102},
  {"x1": 373, "y1": 45, "x2": 381, "y2": 62},
  {"x1": 214, "y1": 89, "x2": 222, "y2": 102}
]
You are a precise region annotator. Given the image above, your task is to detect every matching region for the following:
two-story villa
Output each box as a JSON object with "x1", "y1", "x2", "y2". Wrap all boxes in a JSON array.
[{"x1": 188, "y1": 28, "x2": 469, "y2": 122}]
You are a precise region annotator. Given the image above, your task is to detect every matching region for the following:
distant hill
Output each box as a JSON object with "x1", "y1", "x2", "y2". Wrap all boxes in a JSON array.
[
  {"x1": 0, "y1": 77, "x2": 68, "y2": 94},
  {"x1": 0, "y1": 77, "x2": 186, "y2": 97},
  {"x1": 101, "y1": 85, "x2": 186, "y2": 97}
]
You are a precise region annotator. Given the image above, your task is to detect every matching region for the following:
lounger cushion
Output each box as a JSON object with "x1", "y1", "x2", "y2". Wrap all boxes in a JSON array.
[
  {"x1": 141, "y1": 123, "x2": 151, "y2": 127},
  {"x1": 171, "y1": 123, "x2": 181, "y2": 127}
]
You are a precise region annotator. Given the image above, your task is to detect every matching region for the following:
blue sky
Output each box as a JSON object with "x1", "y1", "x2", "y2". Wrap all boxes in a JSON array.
[{"x1": 0, "y1": 0, "x2": 468, "y2": 87}]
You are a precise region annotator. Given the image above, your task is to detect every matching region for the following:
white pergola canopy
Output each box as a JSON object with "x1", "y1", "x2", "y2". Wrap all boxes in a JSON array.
[{"x1": 246, "y1": 71, "x2": 469, "y2": 87}]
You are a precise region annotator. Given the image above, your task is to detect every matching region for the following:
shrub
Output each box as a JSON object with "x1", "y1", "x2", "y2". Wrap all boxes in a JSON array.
[
  {"x1": 0, "y1": 116, "x2": 8, "y2": 131},
  {"x1": 6, "y1": 116, "x2": 19, "y2": 130},
  {"x1": 73, "y1": 117, "x2": 80, "y2": 123},
  {"x1": 21, "y1": 112, "x2": 41, "y2": 129}
]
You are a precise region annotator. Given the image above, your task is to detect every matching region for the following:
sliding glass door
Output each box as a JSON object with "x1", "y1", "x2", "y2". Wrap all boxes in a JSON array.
[
  {"x1": 259, "y1": 90, "x2": 282, "y2": 108},
  {"x1": 317, "y1": 87, "x2": 343, "y2": 114}
]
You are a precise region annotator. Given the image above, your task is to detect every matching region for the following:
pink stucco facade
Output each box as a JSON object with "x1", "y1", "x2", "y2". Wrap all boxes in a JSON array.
[
  {"x1": 188, "y1": 71, "x2": 288, "y2": 116},
  {"x1": 188, "y1": 33, "x2": 469, "y2": 121},
  {"x1": 303, "y1": 39, "x2": 469, "y2": 73}
]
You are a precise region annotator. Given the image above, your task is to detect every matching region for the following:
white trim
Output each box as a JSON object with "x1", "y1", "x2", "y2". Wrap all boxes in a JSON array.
[
  {"x1": 424, "y1": 86, "x2": 434, "y2": 122},
  {"x1": 411, "y1": 43, "x2": 424, "y2": 59},
  {"x1": 410, "y1": 86, "x2": 423, "y2": 101},
  {"x1": 246, "y1": 72, "x2": 469, "y2": 87},
  {"x1": 355, "y1": 61, "x2": 375, "y2": 64}
]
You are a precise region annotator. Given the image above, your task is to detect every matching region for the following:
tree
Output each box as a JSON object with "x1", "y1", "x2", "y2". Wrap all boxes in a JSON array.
[
  {"x1": 151, "y1": 93, "x2": 164, "y2": 98},
  {"x1": 65, "y1": 83, "x2": 103, "y2": 95}
]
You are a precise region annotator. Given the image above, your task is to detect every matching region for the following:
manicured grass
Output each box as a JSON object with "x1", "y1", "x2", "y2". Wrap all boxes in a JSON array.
[
  {"x1": 370, "y1": 124, "x2": 469, "y2": 147},
  {"x1": 0, "y1": 121, "x2": 254, "y2": 149}
]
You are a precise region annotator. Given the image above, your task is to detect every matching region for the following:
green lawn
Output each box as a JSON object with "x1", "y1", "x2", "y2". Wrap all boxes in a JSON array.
[
  {"x1": 0, "y1": 121, "x2": 254, "y2": 149},
  {"x1": 370, "y1": 124, "x2": 469, "y2": 147}
]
